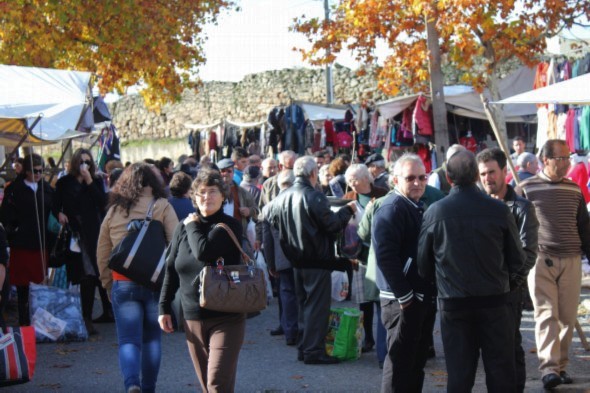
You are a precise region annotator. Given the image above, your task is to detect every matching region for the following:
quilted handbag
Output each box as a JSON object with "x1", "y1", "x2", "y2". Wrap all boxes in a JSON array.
[
  {"x1": 108, "y1": 199, "x2": 167, "y2": 291},
  {"x1": 196, "y1": 223, "x2": 267, "y2": 313}
]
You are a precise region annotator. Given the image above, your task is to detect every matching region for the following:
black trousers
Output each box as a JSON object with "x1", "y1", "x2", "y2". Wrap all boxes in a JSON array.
[
  {"x1": 440, "y1": 302, "x2": 516, "y2": 393},
  {"x1": 508, "y1": 289, "x2": 526, "y2": 393},
  {"x1": 293, "y1": 268, "x2": 331, "y2": 358},
  {"x1": 380, "y1": 298, "x2": 434, "y2": 393}
]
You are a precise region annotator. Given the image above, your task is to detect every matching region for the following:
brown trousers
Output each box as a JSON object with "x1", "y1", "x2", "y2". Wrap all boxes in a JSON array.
[{"x1": 184, "y1": 313, "x2": 246, "y2": 393}]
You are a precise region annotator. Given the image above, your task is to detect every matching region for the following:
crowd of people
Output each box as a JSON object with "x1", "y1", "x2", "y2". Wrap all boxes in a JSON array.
[{"x1": 0, "y1": 137, "x2": 588, "y2": 392}]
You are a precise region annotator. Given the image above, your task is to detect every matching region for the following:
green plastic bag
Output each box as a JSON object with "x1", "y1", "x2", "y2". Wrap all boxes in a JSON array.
[{"x1": 325, "y1": 307, "x2": 363, "y2": 361}]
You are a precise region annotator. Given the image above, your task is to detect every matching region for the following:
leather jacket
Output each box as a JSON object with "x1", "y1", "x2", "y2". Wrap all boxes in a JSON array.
[
  {"x1": 267, "y1": 177, "x2": 353, "y2": 269},
  {"x1": 503, "y1": 185, "x2": 539, "y2": 285},
  {"x1": 417, "y1": 185, "x2": 525, "y2": 304}
]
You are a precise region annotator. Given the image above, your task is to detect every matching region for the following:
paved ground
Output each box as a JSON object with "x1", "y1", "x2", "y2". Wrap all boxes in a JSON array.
[{"x1": 3, "y1": 288, "x2": 590, "y2": 392}]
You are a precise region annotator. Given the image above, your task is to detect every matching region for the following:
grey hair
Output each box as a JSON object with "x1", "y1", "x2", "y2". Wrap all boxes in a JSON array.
[
  {"x1": 446, "y1": 144, "x2": 467, "y2": 162},
  {"x1": 293, "y1": 156, "x2": 317, "y2": 178},
  {"x1": 345, "y1": 164, "x2": 373, "y2": 184},
  {"x1": 517, "y1": 152, "x2": 537, "y2": 168},
  {"x1": 279, "y1": 150, "x2": 297, "y2": 167},
  {"x1": 393, "y1": 154, "x2": 425, "y2": 177},
  {"x1": 278, "y1": 169, "x2": 295, "y2": 190}
]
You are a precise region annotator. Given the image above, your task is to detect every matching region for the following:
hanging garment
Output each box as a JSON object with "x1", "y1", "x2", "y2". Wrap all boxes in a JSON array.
[
  {"x1": 324, "y1": 119, "x2": 336, "y2": 144},
  {"x1": 533, "y1": 62, "x2": 550, "y2": 109},
  {"x1": 536, "y1": 107, "x2": 549, "y2": 150},
  {"x1": 412, "y1": 95, "x2": 434, "y2": 136},
  {"x1": 415, "y1": 143, "x2": 433, "y2": 173},
  {"x1": 580, "y1": 107, "x2": 590, "y2": 151},
  {"x1": 565, "y1": 109, "x2": 576, "y2": 153}
]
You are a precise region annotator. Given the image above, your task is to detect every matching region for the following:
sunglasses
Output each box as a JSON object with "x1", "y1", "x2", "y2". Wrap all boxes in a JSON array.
[
  {"x1": 32, "y1": 168, "x2": 43, "y2": 174},
  {"x1": 402, "y1": 175, "x2": 428, "y2": 183},
  {"x1": 548, "y1": 156, "x2": 569, "y2": 161},
  {"x1": 80, "y1": 160, "x2": 93, "y2": 166}
]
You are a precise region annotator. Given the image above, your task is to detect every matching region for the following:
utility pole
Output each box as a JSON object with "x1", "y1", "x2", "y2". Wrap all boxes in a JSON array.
[
  {"x1": 425, "y1": 8, "x2": 450, "y2": 162},
  {"x1": 324, "y1": 0, "x2": 334, "y2": 104}
]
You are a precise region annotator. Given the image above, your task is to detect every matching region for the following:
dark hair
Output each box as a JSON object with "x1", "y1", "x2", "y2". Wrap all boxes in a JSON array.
[
  {"x1": 447, "y1": 150, "x2": 478, "y2": 186},
  {"x1": 105, "y1": 159, "x2": 123, "y2": 174},
  {"x1": 144, "y1": 158, "x2": 156, "y2": 165},
  {"x1": 158, "y1": 157, "x2": 173, "y2": 171},
  {"x1": 108, "y1": 168, "x2": 123, "y2": 189},
  {"x1": 69, "y1": 148, "x2": 96, "y2": 178},
  {"x1": 169, "y1": 171, "x2": 193, "y2": 198},
  {"x1": 231, "y1": 147, "x2": 248, "y2": 161},
  {"x1": 513, "y1": 136, "x2": 525, "y2": 143},
  {"x1": 190, "y1": 168, "x2": 229, "y2": 208},
  {"x1": 109, "y1": 163, "x2": 167, "y2": 216},
  {"x1": 539, "y1": 139, "x2": 568, "y2": 161},
  {"x1": 23, "y1": 153, "x2": 44, "y2": 172},
  {"x1": 313, "y1": 151, "x2": 324, "y2": 159},
  {"x1": 476, "y1": 147, "x2": 507, "y2": 170}
]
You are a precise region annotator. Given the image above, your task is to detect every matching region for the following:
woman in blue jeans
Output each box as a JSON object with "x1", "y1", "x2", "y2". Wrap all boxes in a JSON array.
[{"x1": 97, "y1": 163, "x2": 179, "y2": 393}]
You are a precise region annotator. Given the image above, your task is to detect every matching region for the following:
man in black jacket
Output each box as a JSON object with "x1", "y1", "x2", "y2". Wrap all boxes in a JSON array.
[
  {"x1": 477, "y1": 147, "x2": 539, "y2": 393},
  {"x1": 417, "y1": 150, "x2": 525, "y2": 393},
  {"x1": 373, "y1": 153, "x2": 436, "y2": 393},
  {"x1": 268, "y1": 156, "x2": 356, "y2": 364}
]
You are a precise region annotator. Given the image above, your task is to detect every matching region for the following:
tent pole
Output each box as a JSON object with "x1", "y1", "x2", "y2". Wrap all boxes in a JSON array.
[{"x1": 482, "y1": 98, "x2": 520, "y2": 185}]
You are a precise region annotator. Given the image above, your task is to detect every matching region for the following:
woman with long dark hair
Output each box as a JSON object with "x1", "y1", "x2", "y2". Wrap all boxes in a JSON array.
[
  {"x1": 53, "y1": 148, "x2": 109, "y2": 334},
  {"x1": 97, "y1": 163, "x2": 178, "y2": 393},
  {"x1": 159, "y1": 168, "x2": 245, "y2": 393}
]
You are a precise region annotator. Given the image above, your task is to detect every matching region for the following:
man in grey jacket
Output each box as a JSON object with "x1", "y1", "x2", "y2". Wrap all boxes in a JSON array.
[{"x1": 261, "y1": 170, "x2": 298, "y2": 346}]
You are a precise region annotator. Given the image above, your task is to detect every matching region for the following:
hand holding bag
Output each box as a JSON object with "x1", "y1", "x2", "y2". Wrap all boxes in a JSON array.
[
  {"x1": 108, "y1": 199, "x2": 167, "y2": 291},
  {"x1": 196, "y1": 223, "x2": 267, "y2": 313},
  {"x1": 48, "y1": 224, "x2": 72, "y2": 268}
]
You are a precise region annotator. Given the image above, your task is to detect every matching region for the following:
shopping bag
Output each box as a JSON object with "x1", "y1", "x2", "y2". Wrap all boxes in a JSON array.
[
  {"x1": 325, "y1": 307, "x2": 363, "y2": 361},
  {"x1": 29, "y1": 283, "x2": 88, "y2": 343},
  {"x1": 254, "y1": 251, "x2": 273, "y2": 303},
  {"x1": 331, "y1": 270, "x2": 349, "y2": 302},
  {"x1": 0, "y1": 326, "x2": 37, "y2": 386}
]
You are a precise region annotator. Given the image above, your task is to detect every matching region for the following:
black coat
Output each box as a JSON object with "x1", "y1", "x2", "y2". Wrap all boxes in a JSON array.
[
  {"x1": 0, "y1": 178, "x2": 54, "y2": 250},
  {"x1": 417, "y1": 185, "x2": 525, "y2": 303},
  {"x1": 52, "y1": 174, "x2": 107, "y2": 272},
  {"x1": 267, "y1": 177, "x2": 353, "y2": 269}
]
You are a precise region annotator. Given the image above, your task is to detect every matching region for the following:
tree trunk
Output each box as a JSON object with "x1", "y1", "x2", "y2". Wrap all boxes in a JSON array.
[
  {"x1": 425, "y1": 12, "x2": 450, "y2": 165},
  {"x1": 484, "y1": 72, "x2": 509, "y2": 147}
]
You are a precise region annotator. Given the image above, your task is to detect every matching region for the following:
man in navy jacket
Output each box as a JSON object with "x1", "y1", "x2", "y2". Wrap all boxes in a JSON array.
[{"x1": 373, "y1": 153, "x2": 436, "y2": 393}]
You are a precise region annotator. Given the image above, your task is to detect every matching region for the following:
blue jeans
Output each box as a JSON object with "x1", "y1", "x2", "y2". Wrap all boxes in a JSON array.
[{"x1": 112, "y1": 281, "x2": 162, "y2": 393}]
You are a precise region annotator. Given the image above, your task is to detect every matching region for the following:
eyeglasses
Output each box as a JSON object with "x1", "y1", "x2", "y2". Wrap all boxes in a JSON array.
[
  {"x1": 80, "y1": 160, "x2": 93, "y2": 165},
  {"x1": 401, "y1": 175, "x2": 428, "y2": 183},
  {"x1": 195, "y1": 189, "x2": 221, "y2": 198},
  {"x1": 548, "y1": 156, "x2": 570, "y2": 161},
  {"x1": 32, "y1": 168, "x2": 43, "y2": 174}
]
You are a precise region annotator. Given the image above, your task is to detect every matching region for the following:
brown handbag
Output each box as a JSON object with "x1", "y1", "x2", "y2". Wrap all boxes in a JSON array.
[{"x1": 196, "y1": 223, "x2": 267, "y2": 313}]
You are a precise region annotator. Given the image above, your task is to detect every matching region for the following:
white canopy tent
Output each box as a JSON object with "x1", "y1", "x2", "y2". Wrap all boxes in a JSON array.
[
  {"x1": 375, "y1": 67, "x2": 538, "y2": 123},
  {"x1": 494, "y1": 73, "x2": 590, "y2": 105},
  {"x1": 296, "y1": 101, "x2": 353, "y2": 121},
  {"x1": 0, "y1": 65, "x2": 93, "y2": 147}
]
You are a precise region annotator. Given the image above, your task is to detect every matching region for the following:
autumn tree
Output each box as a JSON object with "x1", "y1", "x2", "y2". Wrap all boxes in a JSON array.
[
  {"x1": 0, "y1": 0, "x2": 235, "y2": 109},
  {"x1": 294, "y1": 0, "x2": 590, "y2": 145}
]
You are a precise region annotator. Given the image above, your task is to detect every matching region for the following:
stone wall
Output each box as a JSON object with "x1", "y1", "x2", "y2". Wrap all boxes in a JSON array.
[{"x1": 110, "y1": 65, "x2": 390, "y2": 143}]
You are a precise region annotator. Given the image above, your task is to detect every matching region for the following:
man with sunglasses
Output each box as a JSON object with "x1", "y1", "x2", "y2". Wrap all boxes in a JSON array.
[
  {"x1": 516, "y1": 139, "x2": 590, "y2": 389},
  {"x1": 372, "y1": 153, "x2": 436, "y2": 392},
  {"x1": 418, "y1": 150, "x2": 525, "y2": 392}
]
